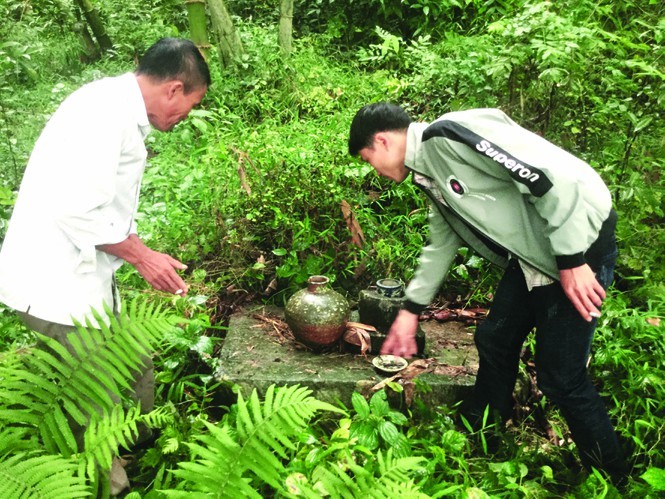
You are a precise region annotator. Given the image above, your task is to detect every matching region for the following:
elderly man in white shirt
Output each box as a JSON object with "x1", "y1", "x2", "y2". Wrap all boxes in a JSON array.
[{"x1": 0, "y1": 37, "x2": 209, "y2": 494}]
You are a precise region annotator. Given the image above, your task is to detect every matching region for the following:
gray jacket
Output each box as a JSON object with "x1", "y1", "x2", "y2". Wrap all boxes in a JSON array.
[{"x1": 403, "y1": 108, "x2": 612, "y2": 309}]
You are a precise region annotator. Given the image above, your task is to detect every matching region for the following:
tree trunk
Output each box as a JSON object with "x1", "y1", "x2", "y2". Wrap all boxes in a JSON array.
[
  {"x1": 278, "y1": 0, "x2": 294, "y2": 55},
  {"x1": 74, "y1": 0, "x2": 113, "y2": 53},
  {"x1": 185, "y1": 0, "x2": 211, "y2": 60},
  {"x1": 207, "y1": 0, "x2": 243, "y2": 68},
  {"x1": 73, "y1": 7, "x2": 101, "y2": 62}
]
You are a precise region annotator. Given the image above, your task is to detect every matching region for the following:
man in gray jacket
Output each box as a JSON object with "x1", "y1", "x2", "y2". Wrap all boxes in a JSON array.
[{"x1": 348, "y1": 102, "x2": 627, "y2": 481}]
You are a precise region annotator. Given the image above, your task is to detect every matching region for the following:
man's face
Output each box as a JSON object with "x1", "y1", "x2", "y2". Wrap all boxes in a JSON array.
[
  {"x1": 149, "y1": 81, "x2": 207, "y2": 132},
  {"x1": 358, "y1": 132, "x2": 408, "y2": 183}
]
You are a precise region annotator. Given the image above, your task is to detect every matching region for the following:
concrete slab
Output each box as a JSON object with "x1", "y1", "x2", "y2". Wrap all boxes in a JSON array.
[{"x1": 216, "y1": 304, "x2": 479, "y2": 409}]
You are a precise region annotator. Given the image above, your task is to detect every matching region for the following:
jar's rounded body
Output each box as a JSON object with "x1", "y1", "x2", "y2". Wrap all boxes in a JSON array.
[{"x1": 285, "y1": 275, "x2": 350, "y2": 349}]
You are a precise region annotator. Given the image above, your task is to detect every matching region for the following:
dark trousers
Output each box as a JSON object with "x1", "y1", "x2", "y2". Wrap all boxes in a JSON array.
[{"x1": 464, "y1": 218, "x2": 626, "y2": 475}]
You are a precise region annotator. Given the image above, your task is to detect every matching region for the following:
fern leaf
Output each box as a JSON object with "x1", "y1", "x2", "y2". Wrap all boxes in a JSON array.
[
  {"x1": 161, "y1": 490, "x2": 214, "y2": 499},
  {"x1": 310, "y1": 461, "x2": 363, "y2": 498},
  {"x1": 168, "y1": 423, "x2": 262, "y2": 498},
  {"x1": 138, "y1": 405, "x2": 174, "y2": 430},
  {"x1": 100, "y1": 309, "x2": 150, "y2": 365},
  {"x1": 0, "y1": 453, "x2": 90, "y2": 498},
  {"x1": 80, "y1": 404, "x2": 145, "y2": 478},
  {"x1": 372, "y1": 451, "x2": 428, "y2": 499},
  {"x1": 169, "y1": 385, "x2": 344, "y2": 496},
  {"x1": 79, "y1": 403, "x2": 172, "y2": 480},
  {"x1": 0, "y1": 427, "x2": 38, "y2": 456},
  {"x1": 39, "y1": 405, "x2": 77, "y2": 456},
  {"x1": 236, "y1": 385, "x2": 344, "y2": 489},
  {"x1": 0, "y1": 298, "x2": 180, "y2": 460},
  {"x1": 237, "y1": 388, "x2": 290, "y2": 463},
  {"x1": 377, "y1": 450, "x2": 425, "y2": 479},
  {"x1": 302, "y1": 450, "x2": 428, "y2": 499}
]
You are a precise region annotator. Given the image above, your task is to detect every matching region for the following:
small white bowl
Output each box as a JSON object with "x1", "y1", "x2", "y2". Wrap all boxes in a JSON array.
[{"x1": 372, "y1": 354, "x2": 408, "y2": 375}]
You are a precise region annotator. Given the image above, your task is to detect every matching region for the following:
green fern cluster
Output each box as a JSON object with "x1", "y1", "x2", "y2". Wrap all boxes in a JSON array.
[
  {"x1": 164, "y1": 384, "x2": 430, "y2": 498},
  {"x1": 0, "y1": 453, "x2": 90, "y2": 498},
  {"x1": 164, "y1": 384, "x2": 344, "y2": 497},
  {"x1": 293, "y1": 450, "x2": 429, "y2": 498},
  {"x1": 0, "y1": 298, "x2": 434, "y2": 497},
  {"x1": 0, "y1": 299, "x2": 181, "y2": 497}
]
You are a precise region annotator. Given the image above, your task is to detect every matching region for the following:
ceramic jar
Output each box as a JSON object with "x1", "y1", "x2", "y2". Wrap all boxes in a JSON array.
[
  {"x1": 375, "y1": 278, "x2": 405, "y2": 298},
  {"x1": 284, "y1": 275, "x2": 350, "y2": 349}
]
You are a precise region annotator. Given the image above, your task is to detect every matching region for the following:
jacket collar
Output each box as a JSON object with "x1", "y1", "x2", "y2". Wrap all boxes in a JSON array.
[{"x1": 404, "y1": 122, "x2": 430, "y2": 176}]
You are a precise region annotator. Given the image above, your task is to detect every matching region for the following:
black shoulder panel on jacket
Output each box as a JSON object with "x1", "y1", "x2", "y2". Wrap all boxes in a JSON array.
[{"x1": 422, "y1": 120, "x2": 553, "y2": 197}]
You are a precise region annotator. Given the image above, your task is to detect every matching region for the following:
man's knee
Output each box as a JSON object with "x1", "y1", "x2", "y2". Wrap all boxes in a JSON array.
[
  {"x1": 473, "y1": 319, "x2": 499, "y2": 351},
  {"x1": 537, "y1": 367, "x2": 589, "y2": 403}
]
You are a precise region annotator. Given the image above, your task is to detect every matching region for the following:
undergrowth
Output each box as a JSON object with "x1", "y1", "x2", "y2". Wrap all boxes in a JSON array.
[{"x1": 0, "y1": 0, "x2": 663, "y2": 497}]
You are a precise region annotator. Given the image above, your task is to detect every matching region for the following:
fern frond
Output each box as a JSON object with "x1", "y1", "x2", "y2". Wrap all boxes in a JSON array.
[
  {"x1": 0, "y1": 427, "x2": 39, "y2": 456},
  {"x1": 168, "y1": 384, "x2": 345, "y2": 496},
  {"x1": 303, "y1": 450, "x2": 428, "y2": 499},
  {"x1": 41, "y1": 405, "x2": 78, "y2": 457},
  {"x1": 80, "y1": 405, "x2": 141, "y2": 478},
  {"x1": 310, "y1": 461, "x2": 364, "y2": 498},
  {"x1": 373, "y1": 451, "x2": 428, "y2": 498},
  {"x1": 0, "y1": 298, "x2": 181, "y2": 458},
  {"x1": 0, "y1": 453, "x2": 90, "y2": 498},
  {"x1": 80, "y1": 404, "x2": 174, "y2": 479},
  {"x1": 123, "y1": 299, "x2": 178, "y2": 348},
  {"x1": 138, "y1": 405, "x2": 174, "y2": 429},
  {"x1": 236, "y1": 384, "x2": 345, "y2": 489},
  {"x1": 167, "y1": 422, "x2": 261, "y2": 499}
]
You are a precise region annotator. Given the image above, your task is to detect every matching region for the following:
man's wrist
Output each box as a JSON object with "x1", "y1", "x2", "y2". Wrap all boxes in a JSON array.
[
  {"x1": 556, "y1": 252, "x2": 585, "y2": 270},
  {"x1": 403, "y1": 299, "x2": 426, "y2": 315},
  {"x1": 98, "y1": 234, "x2": 147, "y2": 266}
]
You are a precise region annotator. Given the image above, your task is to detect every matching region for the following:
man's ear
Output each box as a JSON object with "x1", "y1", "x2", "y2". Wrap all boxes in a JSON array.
[
  {"x1": 166, "y1": 80, "x2": 185, "y2": 99},
  {"x1": 374, "y1": 132, "x2": 390, "y2": 150}
]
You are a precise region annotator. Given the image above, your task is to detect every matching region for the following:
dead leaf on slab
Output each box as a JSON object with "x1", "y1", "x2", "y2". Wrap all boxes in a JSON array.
[
  {"x1": 346, "y1": 321, "x2": 377, "y2": 332},
  {"x1": 343, "y1": 328, "x2": 371, "y2": 355},
  {"x1": 253, "y1": 313, "x2": 295, "y2": 344},
  {"x1": 421, "y1": 306, "x2": 488, "y2": 324},
  {"x1": 343, "y1": 322, "x2": 377, "y2": 356}
]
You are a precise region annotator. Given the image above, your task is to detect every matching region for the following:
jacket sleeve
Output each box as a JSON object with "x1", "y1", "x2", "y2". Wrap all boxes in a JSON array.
[{"x1": 404, "y1": 201, "x2": 464, "y2": 311}]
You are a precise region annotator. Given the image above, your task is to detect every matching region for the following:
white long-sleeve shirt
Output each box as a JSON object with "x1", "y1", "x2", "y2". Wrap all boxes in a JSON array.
[{"x1": 0, "y1": 73, "x2": 151, "y2": 325}]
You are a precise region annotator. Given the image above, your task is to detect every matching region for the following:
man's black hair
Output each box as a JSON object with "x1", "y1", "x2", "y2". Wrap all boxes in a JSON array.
[
  {"x1": 348, "y1": 102, "x2": 412, "y2": 156},
  {"x1": 136, "y1": 38, "x2": 211, "y2": 94}
]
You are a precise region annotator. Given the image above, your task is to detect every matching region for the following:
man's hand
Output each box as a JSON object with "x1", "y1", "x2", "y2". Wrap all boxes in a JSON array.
[
  {"x1": 98, "y1": 234, "x2": 189, "y2": 296},
  {"x1": 132, "y1": 250, "x2": 189, "y2": 295},
  {"x1": 559, "y1": 264, "x2": 605, "y2": 322},
  {"x1": 380, "y1": 309, "x2": 419, "y2": 358}
]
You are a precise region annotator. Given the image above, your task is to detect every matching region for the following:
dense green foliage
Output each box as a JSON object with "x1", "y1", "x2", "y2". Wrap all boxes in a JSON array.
[
  {"x1": 0, "y1": 300, "x2": 179, "y2": 496},
  {"x1": 0, "y1": 0, "x2": 663, "y2": 497}
]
